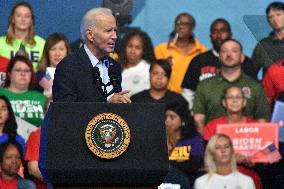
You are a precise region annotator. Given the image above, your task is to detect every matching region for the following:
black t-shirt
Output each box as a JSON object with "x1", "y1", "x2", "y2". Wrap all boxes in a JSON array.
[
  {"x1": 131, "y1": 89, "x2": 187, "y2": 107},
  {"x1": 182, "y1": 50, "x2": 258, "y2": 91}
]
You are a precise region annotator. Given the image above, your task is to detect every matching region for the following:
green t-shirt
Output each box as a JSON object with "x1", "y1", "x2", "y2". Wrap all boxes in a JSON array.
[
  {"x1": 0, "y1": 87, "x2": 47, "y2": 127},
  {"x1": 0, "y1": 35, "x2": 45, "y2": 71},
  {"x1": 193, "y1": 73, "x2": 270, "y2": 123}
]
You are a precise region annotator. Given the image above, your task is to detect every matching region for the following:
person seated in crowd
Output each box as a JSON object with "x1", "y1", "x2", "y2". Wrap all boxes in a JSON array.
[
  {"x1": 0, "y1": 2, "x2": 45, "y2": 71},
  {"x1": 0, "y1": 139, "x2": 35, "y2": 189},
  {"x1": 193, "y1": 39, "x2": 270, "y2": 134},
  {"x1": 0, "y1": 95, "x2": 25, "y2": 152},
  {"x1": 203, "y1": 86, "x2": 256, "y2": 140},
  {"x1": 181, "y1": 18, "x2": 257, "y2": 109},
  {"x1": 194, "y1": 134, "x2": 255, "y2": 189},
  {"x1": 0, "y1": 55, "x2": 47, "y2": 127},
  {"x1": 252, "y1": 1, "x2": 284, "y2": 77},
  {"x1": 155, "y1": 12, "x2": 207, "y2": 94},
  {"x1": 262, "y1": 58, "x2": 284, "y2": 108},
  {"x1": 119, "y1": 29, "x2": 156, "y2": 97},
  {"x1": 131, "y1": 59, "x2": 186, "y2": 106},
  {"x1": 35, "y1": 33, "x2": 71, "y2": 98},
  {"x1": 164, "y1": 98, "x2": 204, "y2": 189},
  {"x1": 203, "y1": 86, "x2": 263, "y2": 189}
]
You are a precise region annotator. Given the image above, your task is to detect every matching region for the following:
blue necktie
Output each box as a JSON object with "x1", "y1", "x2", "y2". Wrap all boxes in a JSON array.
[{"x1": 99, "y1": 57, "x2": 109, "y2": 68}]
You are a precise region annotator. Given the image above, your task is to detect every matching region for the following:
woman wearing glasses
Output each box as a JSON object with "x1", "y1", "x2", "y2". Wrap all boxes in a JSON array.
[
  {"x1": 0, "y1": 55, "x2": 47, "y2": 127},
  {"x1": 203, "y1": 85, "x2": 262, "y2": 189},
  {"x1": 203, "y1": 85, "x2": 256, "y2": 141},
  {"x1": 155, "y1": 12, "x2": 207, "y2": 94}
]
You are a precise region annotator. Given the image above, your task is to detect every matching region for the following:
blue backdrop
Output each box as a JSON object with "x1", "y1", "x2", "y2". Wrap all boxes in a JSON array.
[{"x1": 0, "y1": 0, "x2": 274, "y2": 56}]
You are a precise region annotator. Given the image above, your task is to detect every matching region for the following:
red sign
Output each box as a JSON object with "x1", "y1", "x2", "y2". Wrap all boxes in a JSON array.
[{"x1": 217, "y1": 123, "x2": 279, "y2": 163}]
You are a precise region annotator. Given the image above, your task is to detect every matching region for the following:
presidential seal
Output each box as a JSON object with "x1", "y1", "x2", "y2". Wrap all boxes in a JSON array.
[{"x1": 85, "y1": 113, "x2": 130, "y2": 159}]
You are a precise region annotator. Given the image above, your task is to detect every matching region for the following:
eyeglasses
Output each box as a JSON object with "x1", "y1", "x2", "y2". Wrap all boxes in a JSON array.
[
  {"x1": 225, "y1": 96, "x2": 244, "y2": 100},
  {"x1": 12, "y1": 68, "x2": 31, "y2": 74},
  {"x1": 175, "y1": 21, "x2": 193, "y2": 28}
]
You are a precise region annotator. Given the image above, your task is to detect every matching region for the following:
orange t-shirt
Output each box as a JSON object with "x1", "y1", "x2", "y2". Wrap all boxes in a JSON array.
[{"x1": 155, "y1": 38, "x2": 207, "y2": 93}]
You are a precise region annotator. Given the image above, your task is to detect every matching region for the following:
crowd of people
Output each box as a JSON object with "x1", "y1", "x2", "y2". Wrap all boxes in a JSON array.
[{"x1": 0, "y1": 1, "x2": 283, "y2": 189}]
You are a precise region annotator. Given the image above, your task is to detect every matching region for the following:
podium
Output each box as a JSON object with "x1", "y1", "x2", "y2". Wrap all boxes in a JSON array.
[{"x1": 39, "y1": 102, "x2": 169, "y2": 188}]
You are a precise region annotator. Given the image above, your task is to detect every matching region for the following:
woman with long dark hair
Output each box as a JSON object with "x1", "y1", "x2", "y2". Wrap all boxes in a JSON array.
[
  {"x1": 0, "y1": 95, "x2": 25, "y2": 151},
  {"x1": 164, "y1": 98, "x2": 204, "y2": 188},
  {"x1": 119, "y1": 29, "x2": 155, "y2": 97},
  {"x1": 35, "y1": 33, "x2": 70, "y2": 98}
]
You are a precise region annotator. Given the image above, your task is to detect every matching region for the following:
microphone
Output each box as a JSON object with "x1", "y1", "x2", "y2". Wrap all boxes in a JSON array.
[
  {"x1": 92, "y1": 67, "x2": 106, "y2": 98},
  {"x1": 108, "y1": 65, "x2": 120, "y2": 93}
]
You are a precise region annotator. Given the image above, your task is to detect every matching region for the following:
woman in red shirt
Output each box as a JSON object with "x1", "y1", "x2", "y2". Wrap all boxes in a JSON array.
[
  {"x1": 204, "y1": 85, "x2": 256, "y2": 141},
  {"x1": 204, "y1": 85, "x2": 262, "y2": 189},
  {"x1": 0, "y1": 139, "x2": 35, "y2": 188}
]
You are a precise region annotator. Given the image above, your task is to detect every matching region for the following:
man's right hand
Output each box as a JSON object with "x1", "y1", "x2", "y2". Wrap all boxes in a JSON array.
[{"x1": 107, "y1": 90, "x2": 131, "y2": 103}]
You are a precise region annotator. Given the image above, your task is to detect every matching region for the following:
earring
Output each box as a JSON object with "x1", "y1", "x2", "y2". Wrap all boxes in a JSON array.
[{"x1": 181, "y1": 122, "x2": 185, "y2": 127}]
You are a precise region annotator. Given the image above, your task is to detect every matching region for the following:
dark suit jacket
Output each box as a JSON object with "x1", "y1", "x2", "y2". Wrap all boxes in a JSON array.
[{"x1": 52, "y1": 46, "x2": 122, "y2": 102}]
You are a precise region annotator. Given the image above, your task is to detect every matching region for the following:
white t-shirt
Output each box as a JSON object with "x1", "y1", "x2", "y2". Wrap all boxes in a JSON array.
[
  {"x1": 121, "y1": 59, "x2": 150, "y2": 97},
  {"x1": 194, "y1": 171, "x2": 255, "y2": 189}
]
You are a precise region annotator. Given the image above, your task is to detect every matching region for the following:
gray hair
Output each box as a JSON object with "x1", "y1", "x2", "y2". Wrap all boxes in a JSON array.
[
  {"x1": 204, "y1": 134, "x2": 237, "y2": 178},
  {"x1": 80, "y1": 8, "x2": 113, "y2": 42}
]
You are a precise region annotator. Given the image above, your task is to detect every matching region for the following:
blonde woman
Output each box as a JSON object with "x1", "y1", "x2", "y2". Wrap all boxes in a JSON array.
[
  {"x1": 0, "y1": 2, "x2": 45, "y2": 71},
  {"x1": 194, "y1": 134, "x2": 255, "y2": 189}
]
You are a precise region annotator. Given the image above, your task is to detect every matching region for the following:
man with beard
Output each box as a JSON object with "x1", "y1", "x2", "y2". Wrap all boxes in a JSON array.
[
  {"x1": 192, "y1": 39, "x2": 269, "y2": 134},
  {"x1": 181, "y1": 18, "x2": 257, "y2": 109}
]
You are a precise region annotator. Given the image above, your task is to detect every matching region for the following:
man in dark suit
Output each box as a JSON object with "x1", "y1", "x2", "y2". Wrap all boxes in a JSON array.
[
  {"x1": 53, "y1": 7, "x2": 131, "y2": 103},
  {"x1": 39, "y1": 8, "x2": 131, "y2": 184}
]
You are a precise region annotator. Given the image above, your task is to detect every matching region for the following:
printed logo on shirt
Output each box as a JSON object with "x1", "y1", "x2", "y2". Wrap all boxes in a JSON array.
[
  {"x1": 169, "y1": 145, "x2": 191, "y2": 161},
  {"x1": 10, "y1": 100, "x2": 44, "y2": 119},
  {"x1": 242, "y1": 86, "x2": 251, "y2": 98},
  {"x1": 199, "y1": 66, "x2": 220, "y2": 81},
  {"x1": 10, "y1": 50, "x2": 40, "y2": 64},
  {"x1": 85, "y1": 113, "x2": 131, "y2": 159}
]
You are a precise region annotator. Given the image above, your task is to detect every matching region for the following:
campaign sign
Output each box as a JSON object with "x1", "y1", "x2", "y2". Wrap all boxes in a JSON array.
[
  {"x1": 271, "y1": 101, "x2": 284, "y2": 142},
  {"x1": 217, "y1": 123, "x2": 279, "y2": 163}
]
